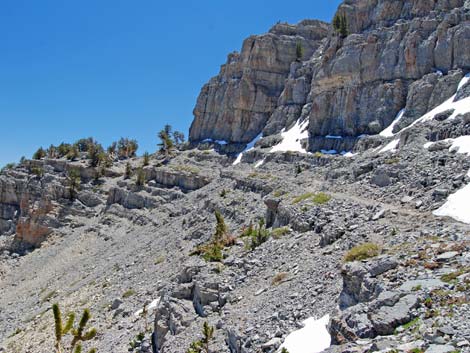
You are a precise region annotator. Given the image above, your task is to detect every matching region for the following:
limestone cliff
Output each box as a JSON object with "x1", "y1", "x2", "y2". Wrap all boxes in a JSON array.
[{"x1": 189, "y1": 0, "x2": 470, "y2": 153}]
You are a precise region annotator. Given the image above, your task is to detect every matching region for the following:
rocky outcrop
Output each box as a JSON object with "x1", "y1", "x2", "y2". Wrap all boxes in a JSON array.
[
  {"x1": 189, "y1": 20, "x2": 329, "y2": 145},
  {"x1": 189, "y1": 0, "x2": 470, "y2": 153}
]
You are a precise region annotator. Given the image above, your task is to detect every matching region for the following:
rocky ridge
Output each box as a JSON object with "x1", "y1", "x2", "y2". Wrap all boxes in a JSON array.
[
  {"x1": 190, "y1": 0, "x2": 470, "y2": 154},
  {"x1": 2, "y1": 1, "x2": 470, "y2": 353}
]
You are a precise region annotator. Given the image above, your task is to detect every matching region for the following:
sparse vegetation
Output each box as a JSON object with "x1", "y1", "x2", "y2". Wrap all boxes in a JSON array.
[
  {"x1": 241, "y1": 219, "x2": 270, "y2": 250},
  {"x1": 312, "y1": 192, "x2": 331, "y2": 204},
  {"x1": 191, "y1": 210, "x2": 235, "y2": 262},
  {"x1": 292, "y1": 192, "x2": 331, "y2": 205},
  {"x1": 52, "y1": 303, "x2": 97, "y2": 353},
  {"x1": 272, "y1": 272, "x2": 289, "y2": 285},
  {"x1": 142, "y1": 152, "x2": 150, "y2": 166},
  {"x1": 125, "y1": 162, "x2": 132, "y2": 179},
  {"x1": 296, "y1": 41, "x2": 303, "y2": 61},
  {"x1": 117, "y1": 138, "x2": 138, "y2": 159},
  {"x1": 186, "y1": 322, "x2": 214, "y2": 353},
  {"x1": 136, "y1": 167, "x2": 145, "y2": 187},
  {"x1": 271, "y1": 227, "x2": 290, "y2": 239},
  {"x1": 1, "y1": 163, "x2": 16, "y2": 173},
  {"x1": 33, "y1": 147, "x2": 47, "y2": 160},
  {"x1": 123, "y1": 289, "x2": 136, "y2": 298},
  {"x1": 344, "y1": 243, "x2": 380, "y2": 262},
  {"x1": 333, "y1": 12, "x2": 348, "y2": 38},
  {"x1": 67, "y1": 168, "x2": 81, "y2": 200}
]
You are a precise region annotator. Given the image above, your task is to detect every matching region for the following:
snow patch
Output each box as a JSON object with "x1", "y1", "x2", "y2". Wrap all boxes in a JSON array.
[
  {"x1": 380, "y1": 109, "x2": 405, "y2": 137},
  {"x1": 320, "y1": 149, "x2": 337, "y2": 155},
  {"x1": 431, "y1": 137, "x2": 470, "y2": 224},
  {"x1": 342, "y1": 151, "x2": 357, "y2": 158},
  {"x1": 271, "y1": 119, "x2": 309, "y2": 153},
  {"x1": 254, "y1": 159, "x2": 265, "y2": 168},
  {"x1": 408, "y1": 73, "x2": 470, "y2": 129},
  {"x1": 379, "y1": 139, "x2": 399, "y2": 153},
  {"x1": 449, "y1": 136, "x2": 470, "y2": 155},
  {"x1": 325, "y1": 135, "x2": 342, "y2": 139},
  {"x1": 233, "y1": 133, "x2": 263, "y2": 166},
  {"x1": 201, "y1": 138, "x2": 228, "y2": 145},
  {"x1": 433, "y1": 183, "x2": 470, "y2": 224},
  {"x1": 134, "y1": 298, "x2": 160, "y2": 317},
  {"x1": 279, "y1": 315, "x2": 331, "y2": 353}
]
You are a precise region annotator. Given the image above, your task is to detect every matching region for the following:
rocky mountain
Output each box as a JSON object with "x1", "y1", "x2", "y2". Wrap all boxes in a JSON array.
[
  {"x1": 190, "y1": 0, "x2": 470, "y2": 154},
  {"x1": 2, "y1": 1, "x2": 470, "y2": 353}
]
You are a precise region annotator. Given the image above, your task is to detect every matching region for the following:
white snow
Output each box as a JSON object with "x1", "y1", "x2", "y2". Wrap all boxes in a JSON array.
[
  {"x1": 430, "y1": 136, "x2": 470, "y2": 224},
  {"x1": 279, "y1": 315, "x2": 331, "y2": 353},
  {"x1": 434, "y1": 170, "x2": 470, "y2": 224},
  {"x1": 407, "y1": 74, "x2": 470, "y2": 129},
  {"x1": 321, "y1": 149, "x2": 337, "y2": 155},
  {"x1": 254, "y1": 159, "x2": 265, "y2": 168},
  {"x1": 201, "y1": 138, "x2": 229, "y2": 145},
  {"x1": 379, "y1": 139, "x2": 399, "y2": 153},
  {"x1": 342, "y1": 151, "x2": 357, "y2": 158},
  {"x1": 326, "y1": 135, "x2": 342, "y2": 139},
  {"x1": 232, "y1": 133, "x2": 263, "y2": 166},
  {"x1": 270, "y1": 119, "x2": 309, "y2": 153},
  {"x1": 449, "y1": 135, "x2": 470, "y2": 155},
  {"x1": 380, "y1": 109, "x2": 405, "y2": 137},
  {"x1": 134, "y1": 298, "x2": 160, "y2": 317}
]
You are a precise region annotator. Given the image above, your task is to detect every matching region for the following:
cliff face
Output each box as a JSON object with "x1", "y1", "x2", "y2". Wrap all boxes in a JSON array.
[
  {"x1": 189, "y1": 20, "x2": 330, "y2": 144},
  {"x1": 189, "y1": 0, "x2": 470, "y2": 152}
]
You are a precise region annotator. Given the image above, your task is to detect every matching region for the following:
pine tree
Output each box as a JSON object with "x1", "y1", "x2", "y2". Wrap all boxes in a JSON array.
[
  {"x1": 33, "y1": 147, "x2": 46, "y2": 160},
  {"x1": 136, "y1": 167, "x2": 145, "y2": 187},
  {"x1": 296, "y1": 41, "x2": 303, "y2": 61},
  {"x1": 157, "y1": 130, "x2": 175, "y2": 160},
  {"x1": 339, "y1": 14, "x2": 348, "y2": 38},
  {"x1": 186, "y1": 322, "x2": 214, "y2": 353},
  {"x1": 125, "y1": 162, "x2": 132, "y2": 179},
  {"x1": 67, "y1": 169, "x2": 81, "y2": 200},
  {"x1": 333, "y1": 13, "x2": 341, "y2": 32},
  {"x1": 142, "y1": 152, "x2": 150, "y2": 166}
]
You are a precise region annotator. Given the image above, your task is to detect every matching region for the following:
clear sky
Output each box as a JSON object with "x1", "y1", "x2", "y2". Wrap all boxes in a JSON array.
[{"x1": 0, "y1": 0, "x2": 342, "y2": 167}]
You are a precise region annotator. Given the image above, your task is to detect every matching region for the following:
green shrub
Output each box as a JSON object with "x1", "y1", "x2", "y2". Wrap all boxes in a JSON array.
[
  {"x1": 186, "y1": 322, "x2": 214, "y2": 353},
  {"x1": 312, "y1": 192, "x2": 331, "y2": 204},
  {"x1": 123, "y1": 289, "x2": 136, "y2": 298},
  {"x1": 1, "y1": 163, "x2": 16, "y2": 173},
  {"x1": 296, "y1": 42, "x2": 303, "y2": 61},
  {"x1": 272, "y1": 227, "x2": 290, "y2": 239},
  {"x1": 241, "y1": 219, "x2": 270, "y2": 250},
  {"x1": 292, "y1": 192, "x2": 331, "y2": 205},
  {"x1": 67, "y1": 168, "x2": 81, "y2": 200},
  {"x1": 344, "y1": 243, "x2": 380, "y2": 262},
  {"x1": 142, "y1": 152, "x2": 150, "y2": 166},
  {"x1": 136, "y1": 167, "x2": 145, "y2": 187},
  {"x1": 33, "y1": 147, "x2": 46, "y2": 160},
  {"x1": 52, "y1": 303, "x2": 97, "y2": 353},
  {"x1": 125, "y1": 162, "x2": 132, "y2": 179},
  {"x1": 191, "y1": 211, "x2": 234, "y2": 262},
  {"x1": 292, "y1": 192, "x2": 315, "y2": 204},
  {"x1": 31, "y1": 165, "x2": 44, "y2": 178}
]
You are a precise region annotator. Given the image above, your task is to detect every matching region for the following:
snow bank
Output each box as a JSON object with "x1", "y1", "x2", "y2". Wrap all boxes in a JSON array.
[
  {"x1": 201, "y1": 138, "x2": 229, "y2": 145},
  {"x1": 279, "y1": 315, "x2": 331, "y2": 353},
  {"x1": 255, "y1": 159, "x2": 265, "y2": 168},
  {"x1": 380, "y1": 109, "x2": 405, "y2": 137},
  {"x1": 431, "y1": 136, "x2": 470, "y2": 224},
  {"x1": 449, "y1": 136, "x2": 470, "y2": 155},
  {"x1": 379, "y1": 139, "x2": 399, "y2": 153},
  {"x1": 134, "y1": 298, "x2": 160, "y2": 317},
  {"x1": 233, "y1": 133, "x2": 263, "y2": 165},
  {"x1": 408, "y1": 74, "x2": 470, "y2": 128},
  {"x1": 271, "y1": 119, "x2": 309, "y2": 153}
]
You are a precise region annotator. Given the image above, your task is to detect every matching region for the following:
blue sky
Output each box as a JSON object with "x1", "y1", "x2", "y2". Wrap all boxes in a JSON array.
[{"x1": 0, "y1": 0, "x2": 342, "y2": 167}]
